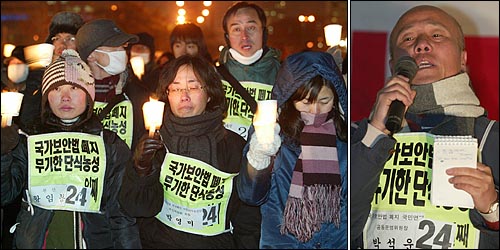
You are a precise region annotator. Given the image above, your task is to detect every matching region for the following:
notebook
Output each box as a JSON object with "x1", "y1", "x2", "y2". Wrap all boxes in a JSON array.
[{"x1": 431, "y1": 135, "x2": 478, "y2": 209}]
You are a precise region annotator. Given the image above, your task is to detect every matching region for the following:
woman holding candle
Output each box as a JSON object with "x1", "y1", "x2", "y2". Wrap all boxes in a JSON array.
[
  {"x1": 1, "y1": 49, "x2": 141, "y2": 248},
  {"x1": 237, "y1": 51, "x2": 348, "y2": 248},
  {"x1": 119, "y1": 55, "x2": 250, "y2": 248}
]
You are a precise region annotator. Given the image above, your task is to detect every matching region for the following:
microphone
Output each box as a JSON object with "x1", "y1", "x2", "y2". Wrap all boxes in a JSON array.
[{"x1": 385, "y1": 55, "x2": 418, "y2": 135}]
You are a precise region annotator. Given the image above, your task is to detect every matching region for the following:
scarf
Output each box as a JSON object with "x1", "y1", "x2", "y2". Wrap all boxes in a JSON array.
[
  {"x1": 161, "y1": 108, "x2": 225, "y2": 167},
  {"x1": 280, "y1": 112, "x2": 341, "y2": 242},
  {"x1": 229, "y1": 48, "x2": 263, "y2": 65},
  {"x1": 94, "y1": 74, "x2": 120, "y2": 102},
  {"x1": 406, "y1": 73, "x2": 486, "y2": 135}
]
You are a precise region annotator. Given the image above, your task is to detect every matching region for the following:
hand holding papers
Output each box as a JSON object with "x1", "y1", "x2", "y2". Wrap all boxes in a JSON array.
[{"x1": 431, "y1": 135, "x2": 477, "y2": 209}]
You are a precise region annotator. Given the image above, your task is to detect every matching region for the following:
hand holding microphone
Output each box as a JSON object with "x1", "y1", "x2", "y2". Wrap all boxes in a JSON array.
[{"x1": 384, "y1": 56, "x2": 418, "y2": 135}]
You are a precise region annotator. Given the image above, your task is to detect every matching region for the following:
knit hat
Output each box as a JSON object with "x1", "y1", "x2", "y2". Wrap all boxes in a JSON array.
[
  {"x1": 76, "y1": 19, "x2": 139, "y2": 62},
  {"x1": 41, "y1": 49, "x2": 95, "y2": 121},
  {"x1": 135, "y1": 32, "x2": 155, "y2": 53},
  {"x1": 45, "y1": 11, "x2": 84, "y2": 43}
]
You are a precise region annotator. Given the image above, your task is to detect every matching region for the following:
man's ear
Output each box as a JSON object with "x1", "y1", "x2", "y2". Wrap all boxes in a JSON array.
[
  {"x1": 224, "y1": 33, "x2": 230, "y2": 47},
  {"x1": 460, "y1": 50, "x2": 467, "y2": 72}
]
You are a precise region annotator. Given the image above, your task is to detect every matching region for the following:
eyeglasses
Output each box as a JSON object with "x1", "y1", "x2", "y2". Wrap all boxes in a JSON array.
[
  {"x1": 51, "y1": 36, "x2": 76, "y2": 44},
  {"x1": 167, "y1": 85, "x2": 205, "y2": 96}
]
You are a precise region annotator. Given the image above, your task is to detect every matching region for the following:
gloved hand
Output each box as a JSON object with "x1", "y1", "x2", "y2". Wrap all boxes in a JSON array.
[
  {"x1": 247, "y1": 123, "x2": 281, "y2": 170},
  {"x1": 133, "y1": 132, "x2": 164, "y2": 177},
  {"x1": 1, "y1": 123, "x2": 19, "y2": 155}
]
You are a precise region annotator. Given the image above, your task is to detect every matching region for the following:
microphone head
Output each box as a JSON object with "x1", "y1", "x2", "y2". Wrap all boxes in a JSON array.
[{"x1": 394, "y1": 55, "x2": 418, "y2": 82}]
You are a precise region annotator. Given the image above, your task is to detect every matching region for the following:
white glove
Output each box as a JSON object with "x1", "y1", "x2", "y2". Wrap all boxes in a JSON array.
[{"x1": 247, "y1": 123, "x2": 281, "y2": 170}]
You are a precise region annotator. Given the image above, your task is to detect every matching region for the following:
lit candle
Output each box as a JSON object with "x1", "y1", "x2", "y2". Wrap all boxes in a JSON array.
[
  {"x1": 1, "y1": 91, "x2": 24, "y2": 128},
  {"x1": 253, "y1": 100, "x2": 278, "y2": 145},
  {"x1": 3, "y1": 44, "x2": 16, "y2": 58},
  {"x1": 324, "y1": 24, "x2": 342, "y2": 47},
  {"x1": 142, "y1": 97, "x2": 165, "y2": 137},
  {"x1": 130, "y1": 56, "x2": 145, "y2": 79},
  {"x1": 24, "y1": 43, "x2": 55, "y2": 69}
]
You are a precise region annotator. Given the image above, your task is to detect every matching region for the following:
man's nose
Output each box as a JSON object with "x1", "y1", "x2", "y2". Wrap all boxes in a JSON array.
[{"x1": 415, "y1": 36, "x2": 432, "y2": 53}]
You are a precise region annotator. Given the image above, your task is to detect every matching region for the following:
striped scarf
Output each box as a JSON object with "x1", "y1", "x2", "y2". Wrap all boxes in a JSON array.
[
  {"x1": 280, "y1": 112, "x2": 341, "y2": 242},
  {"x1": 406, "y1": 73, "x2": 485, "y2": 135},
  {"x1": 94, "y1": 74, "x2": 120, "y2": 102}
]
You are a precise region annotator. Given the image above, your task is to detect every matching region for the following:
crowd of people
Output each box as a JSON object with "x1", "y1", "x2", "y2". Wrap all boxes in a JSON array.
[{"x1": 1, "y1": 1, "x2": 498, "y2": 249}]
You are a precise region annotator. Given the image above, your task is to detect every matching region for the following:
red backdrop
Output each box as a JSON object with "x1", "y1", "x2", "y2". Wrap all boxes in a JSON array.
[{"x1": 351, "y1": 31, "x2": 499, "y2": 122}]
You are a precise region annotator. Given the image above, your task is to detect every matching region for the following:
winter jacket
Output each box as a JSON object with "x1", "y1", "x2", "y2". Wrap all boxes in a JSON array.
[
  {"x1": 350, "y1": 116, "x2": 499, "y2": 249},
  {"x1": 2, "y1": 115, "x2": 141, "y2": 249},
  {"x1": 216, "y1": 46, "x2": 281, "y2": 248},
  {"x1": 237, "y1": 51, "x2": 348, "y2": 249}
]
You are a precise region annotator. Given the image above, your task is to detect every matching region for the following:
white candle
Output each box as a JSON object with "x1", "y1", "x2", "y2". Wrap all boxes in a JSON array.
[
  {"x1": 130, "y1": 56, "x2": 145, "y2": 79},
  {"x1": 3, "y1": 44, "x2": 16, "y2": 58},
  {"x1": 24, "y1": 43, "x2": 55, "y2": 69},
  {"x1": 253, "y1": 100, "x2": 278, "y2": 144},
  {"x1": 143, "y1": 97, "x2": 165, "y2": 137},
  {"x1": 324, "y1": 24, "x2": 342, "y2": 47},
  {"x1": 1, "y1": 91, "x2": 24, "y2": 128}
]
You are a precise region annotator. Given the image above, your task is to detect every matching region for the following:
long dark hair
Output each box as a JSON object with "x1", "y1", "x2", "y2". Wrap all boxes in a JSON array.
[
  {"x1": 156, "y1": 55, "x2": 225, "y2": 112},
  {"x1": 278, "y1": 75, "x2": 347, "y2": 143}
]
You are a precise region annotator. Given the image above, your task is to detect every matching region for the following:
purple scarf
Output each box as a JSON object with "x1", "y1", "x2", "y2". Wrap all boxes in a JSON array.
[{"x1": 280, "y1": 112, "x2": 341, "y2": 242}]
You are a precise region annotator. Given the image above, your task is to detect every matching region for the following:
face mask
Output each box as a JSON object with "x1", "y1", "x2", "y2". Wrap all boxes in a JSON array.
[
  {"x1": 7, "y1": 63, "x2": 29, "y2": 83},
  {"x1": 95, "y1": 50, "x2": 127, "y2": 75},
  {"x1": 130, "y1": 51, "x2": 150, "y2": 64},
  {"x1": 229, "y1": 48, "x2": 263, "y2": 65}
]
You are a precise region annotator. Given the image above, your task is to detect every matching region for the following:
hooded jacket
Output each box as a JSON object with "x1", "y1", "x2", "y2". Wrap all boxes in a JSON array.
[{"x1": 237, "y1": 51, "x2": 348, "y2": 248}]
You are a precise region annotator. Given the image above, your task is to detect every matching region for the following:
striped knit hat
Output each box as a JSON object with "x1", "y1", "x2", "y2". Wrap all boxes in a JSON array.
[{"x1": 41, "y1": 49, "x2": 95, "y2": 120}]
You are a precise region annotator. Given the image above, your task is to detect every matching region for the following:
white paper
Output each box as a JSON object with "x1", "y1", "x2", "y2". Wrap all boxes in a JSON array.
[{"x1": 431, "y1": 135, "x2": 477, "y2": 208}]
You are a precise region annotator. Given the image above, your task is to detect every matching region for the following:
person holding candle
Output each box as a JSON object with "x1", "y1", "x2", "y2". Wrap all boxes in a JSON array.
[
  {"x1": 127, "y1": 32, "x2": 159, "y2": 93},
  {"x1": 237, "y1": 51, "x2": 348, "y2": 248},
  {"x1": 0, "y1": 49, "x2": 141, "y2": 248},
  {"x1": 1, "y1": 45, "x2": 47, "y2": 131},
  {"x1": 219, "y1": 1, "x2": 282, "y2": 141},
  {"x1": 217, "y1": 2, "x2": 282, "y2": 247},
  {"x1": 119, "y1": 55, "x2": 250, "y2": 248},
  {"x1": 1, "y1": 44, "x2": 50, "y2": 249}
]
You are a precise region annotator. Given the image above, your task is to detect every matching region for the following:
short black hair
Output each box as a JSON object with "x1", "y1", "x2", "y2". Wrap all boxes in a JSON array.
[{"x1": 222, "y1": 1, "x2": 267, "y2": 45}]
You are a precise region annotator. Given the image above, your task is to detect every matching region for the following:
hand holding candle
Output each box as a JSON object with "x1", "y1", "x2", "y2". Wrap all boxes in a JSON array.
[
  {"x1": 1, "y1": 91, "x2": 24, "y2": 128},
  {"x1": 253, "y1": 100, "x2": 278, "y2": 145},
  {"x1": 143, "y1": 97, "x2": 165, "y2": 137}
]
